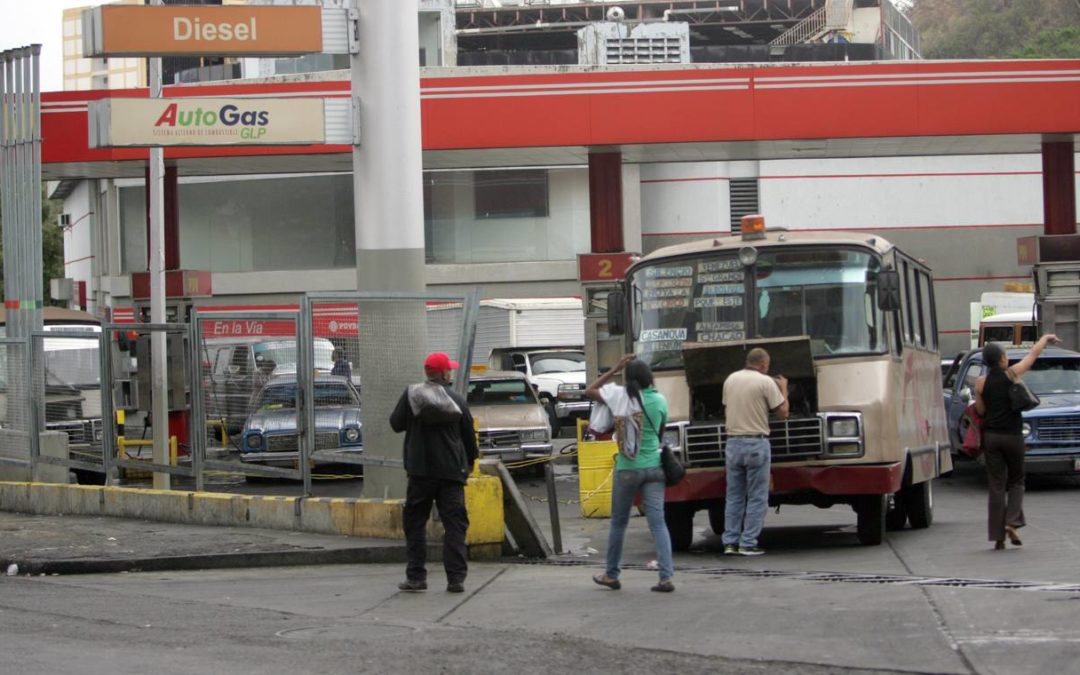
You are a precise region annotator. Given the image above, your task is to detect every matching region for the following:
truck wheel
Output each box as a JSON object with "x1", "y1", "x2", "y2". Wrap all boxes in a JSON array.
[
  {"x1": 707, "y1": 502, "x2": 726, "y2": 535},
  {"x1": 543, "y1": 400, "x2": 562, "y2": 438},
  {"x1": 856, "y1": 495, "x2": 886, "y2": 546},
  {"x1": 665, "y1": 503, "x2": 695, "y2": 552},
  {"x1": 905, "y1": 480, "x2": 934, "y2": 529},
  {"x1": 885, "y1": 492, "x2": 908, "y2": 531}
]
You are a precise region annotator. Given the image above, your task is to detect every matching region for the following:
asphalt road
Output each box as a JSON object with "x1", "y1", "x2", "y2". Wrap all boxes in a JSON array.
[{"x1": 4, "y1": 455, "x2": 1079, "y2": 674}]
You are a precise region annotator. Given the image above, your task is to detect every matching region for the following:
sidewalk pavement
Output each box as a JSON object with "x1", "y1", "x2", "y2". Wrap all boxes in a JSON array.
[{"x1": 0, "y1": 511, "x2": 412, "y2": 575}]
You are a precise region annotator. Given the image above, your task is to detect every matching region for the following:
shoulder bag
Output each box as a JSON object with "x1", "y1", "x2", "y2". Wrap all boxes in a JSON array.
[
  {"x1": 1006, "y1": 368, "x2": 1040, "y2": 413},
  {"x1": 644, "y1": 407, "x2": 685, "y2": 486}
]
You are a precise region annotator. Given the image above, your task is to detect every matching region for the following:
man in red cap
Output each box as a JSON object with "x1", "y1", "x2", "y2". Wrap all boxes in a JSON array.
[{"x1": 389, "y1": 351, "x2": 479, "y2": 593}]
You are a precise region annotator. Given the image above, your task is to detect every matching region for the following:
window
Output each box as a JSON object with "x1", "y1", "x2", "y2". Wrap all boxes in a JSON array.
[
  {"x1": 905, "y1": 263, "x2": 922, "y2": 347},
  {"x1": 899, "y1": 261, "x2": 914, "y2": 345},
  {"x1": 474, "y1": 170, "x2": 549, "y2": 219},
  {"x1": 918, "y1": 271, "x2": 936, "y2": 349}
]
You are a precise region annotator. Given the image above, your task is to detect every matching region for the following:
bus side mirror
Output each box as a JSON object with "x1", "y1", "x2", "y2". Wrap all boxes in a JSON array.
[
  {"x1": 607, "y1": 291, "x2": 626, "y2": 336},
  {"x1": 877, "y1": 270, "x2": 901, "y2": 312}
]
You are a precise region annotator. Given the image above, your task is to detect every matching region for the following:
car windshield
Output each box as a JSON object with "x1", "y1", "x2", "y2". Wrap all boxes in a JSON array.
[
  {"x1": 530, "y1": 352, "x2": 585, "y2": 374},
  {"x1": 1012, "y1": 358, "x2": 1080, "y2": 395},
  {"x1": 257, "y1": 382, "x2": 358, "y2": 409},
  {"x1": 629, "y1": 247, "x2": 886, "y2": 369},
  {"x1": 467, "y1": 379, "x2": 535, "y2": 405}
]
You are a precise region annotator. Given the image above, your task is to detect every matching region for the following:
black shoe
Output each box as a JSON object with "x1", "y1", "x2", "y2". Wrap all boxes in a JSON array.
[
  {"x1": 447, "y1": 582, "x2": 465, "y2": 593},
  {"x1": 398, "y1": 579, "x2": 427, "y2": 592}
]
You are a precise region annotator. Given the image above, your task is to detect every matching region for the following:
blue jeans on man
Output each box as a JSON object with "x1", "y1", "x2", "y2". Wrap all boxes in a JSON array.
[
  {"x1": 722, "y1": 436, "x2": 771, "y2": 549},
  {"x1": 605, "y1": 466, "x2": 674, "y2": 582}
]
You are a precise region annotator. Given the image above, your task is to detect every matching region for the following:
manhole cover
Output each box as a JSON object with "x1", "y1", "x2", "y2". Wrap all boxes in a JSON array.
[{"x1": 277, "y1": 622, "x2": 417, "y2": 641}]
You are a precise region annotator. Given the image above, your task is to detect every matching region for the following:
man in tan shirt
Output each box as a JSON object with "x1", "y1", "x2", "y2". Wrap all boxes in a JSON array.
[{"x1": 720, "y1": 347, "x2": 788, "y2": 556}]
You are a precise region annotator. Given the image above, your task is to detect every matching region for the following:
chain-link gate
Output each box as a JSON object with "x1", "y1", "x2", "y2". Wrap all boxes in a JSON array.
[
  {"x1": 189, "y1": 310, "x2": 305, "y2": 491},
  {"x1": 0, "y1": 338, "x2": 32, "y2": 477},
  {"x1": 30, "y1": 328, "x2": 107, "y2": 483},
  {"x1": 298, "y1": 292, "x2": 480, "y2": 497},
  {"x1": 101, "y1": 322, "x2": 194, "y2": 484}
]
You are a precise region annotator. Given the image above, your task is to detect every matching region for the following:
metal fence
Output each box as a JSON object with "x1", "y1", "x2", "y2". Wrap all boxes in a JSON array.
[{"x1": 0, "y1": 339, "x2": 31, "y2": 474}]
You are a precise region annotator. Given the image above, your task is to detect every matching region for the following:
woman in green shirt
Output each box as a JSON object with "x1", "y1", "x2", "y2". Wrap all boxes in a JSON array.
[{"x1": 586, "y1": 355, "x2": 674, "y2": 593}]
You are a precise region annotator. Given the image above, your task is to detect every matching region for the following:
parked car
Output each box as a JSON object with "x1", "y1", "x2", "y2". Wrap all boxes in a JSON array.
[
  {"x1": 203, "y1": 336, "x2": 336, "y2": 432},
  {"x1": 239, "y1": 375, "x2": 362, "y2": 470},
  {"x1": 466, "y1": 370, "x2": 553, "y2": 470},
  {"x1": 487, "y1": 347, "x2": 589, "y2": 435},
  {"x1": 943, "y1": 346, "x2": 1080, "y2": 475}
]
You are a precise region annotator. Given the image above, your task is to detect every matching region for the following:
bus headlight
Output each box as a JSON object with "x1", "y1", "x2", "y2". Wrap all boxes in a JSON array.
[
  {"x1": 828, "y1": 417, "x2": 859, "y2": 438},
  {"x1": 1022, "y1": 422, "x2": 1032, "y2": 438}
]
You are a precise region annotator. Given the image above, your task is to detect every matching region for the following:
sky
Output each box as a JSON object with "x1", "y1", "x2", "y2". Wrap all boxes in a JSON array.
[{"x1": 0, "y1": 0, "x2": 102, "y2": 92}]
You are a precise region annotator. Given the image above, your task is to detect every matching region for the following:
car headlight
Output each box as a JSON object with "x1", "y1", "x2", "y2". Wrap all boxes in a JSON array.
[
  {"x1": 521, "y1": 429, "x2": 548, "y2": 442},
  {"x1": 828, "y1": 417, "x2": 859, "y2": 438},
  {"x1": 1022, "y1": 422, "x2": 1032, "y2": 438},
  {"x1": 245, "y1": 433, "x2": 263, "y2": 450},
  {"x1": 343, "y1": 427, "x2": 361, "y2": 443}
]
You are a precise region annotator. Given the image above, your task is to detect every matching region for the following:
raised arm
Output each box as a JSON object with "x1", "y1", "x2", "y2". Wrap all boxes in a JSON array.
[
  {"x1": 1010, "y1": 333, "x2": 1058, "y2": 377},
  {"x1": 585, "y1": 353, "x2": 634, "y2": 401}
]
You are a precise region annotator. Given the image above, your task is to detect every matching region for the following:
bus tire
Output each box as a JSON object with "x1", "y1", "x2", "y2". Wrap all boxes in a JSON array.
[
  {"x1": 905, "y1": 480, "x2": 934, "y2": 529},
  {"x1": 665, "y1": 503, "x2": 695, "y2": 552},
  {"x1": 885, "y1": 492, "x2": 908, "y2": 531},
  {"x1": 856, "y1": 495, "x2": 886, "y2": 546},
  {"x1": 707, "y1": 502, "x2": 726, "y2": 535}
]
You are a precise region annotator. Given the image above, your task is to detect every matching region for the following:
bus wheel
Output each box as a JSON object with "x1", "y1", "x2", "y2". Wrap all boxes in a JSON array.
[
  {"x1": 905, "y1": 480, "x2": 934, "y2": 529},
  {"x1": 707, "y1": 502, "x2": 726, "y2": 535},
  {"x1": 856, "y1": 495, "x2": 886, "y2": 546},
  {"x1": 885, "y1": 492, "x2": 908, "y2": 531},
  {"x1": 665, "y1": 503, "x2": 695, "y2": 552}
]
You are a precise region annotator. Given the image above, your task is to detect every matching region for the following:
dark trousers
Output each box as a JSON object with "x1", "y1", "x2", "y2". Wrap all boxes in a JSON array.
[
  {"x1": 403, "y1": 476, "x2": 469, "y2": 584},
  {"x1": 983, "y1": 431, "x2": 1026, "y2": 542}
]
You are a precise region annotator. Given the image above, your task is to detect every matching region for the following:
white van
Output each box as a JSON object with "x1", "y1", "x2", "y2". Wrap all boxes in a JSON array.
[{"x1": 202, "y1": 336, "x2": 336, "y2": 432}]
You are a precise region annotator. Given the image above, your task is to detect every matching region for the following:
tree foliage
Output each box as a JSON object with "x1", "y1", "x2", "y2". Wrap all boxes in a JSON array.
[
  {"x1": 0, "y1": 186, "x2": 68, "y2": 303},
  {"x1": 908, "y1": 0, "x2": 1080, "y2": 59}
]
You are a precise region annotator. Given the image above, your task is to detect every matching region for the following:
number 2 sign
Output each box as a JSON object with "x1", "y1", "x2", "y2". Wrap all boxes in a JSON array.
[{"x1": 578, "y1": 252, "x2": 636, "y2": 283}]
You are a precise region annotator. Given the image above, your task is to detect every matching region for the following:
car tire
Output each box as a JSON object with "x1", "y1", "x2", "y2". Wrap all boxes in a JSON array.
[
  {"x1": 905, "y1": 480, "x2": 934, "y2": 529},
  {"x1": 707, "y1": 501, "x2": 726, "y2": 535},
  {"x1": 855, "y1": 494, "x2": 886, "y2": 546},
  {"x1": 665, "y1": 503, "x2": 695, "y2": 552}
]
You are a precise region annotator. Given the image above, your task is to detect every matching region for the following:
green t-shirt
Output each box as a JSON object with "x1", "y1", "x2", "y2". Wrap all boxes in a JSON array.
[{"x1": 615, "y1": 387, "x2": 668, "y2": 471}]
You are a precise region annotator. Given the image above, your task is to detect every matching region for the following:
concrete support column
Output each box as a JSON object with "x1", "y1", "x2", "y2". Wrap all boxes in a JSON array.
[
  {"x1": 352, "y1": 0, "x2": 426, "y2": 500},
  {"x1": 1042, "y1": 139, "x2": 1077, "y2": 236},
  {"x1": 589, "y1": 152, "x2": 624, "y2": 253}
]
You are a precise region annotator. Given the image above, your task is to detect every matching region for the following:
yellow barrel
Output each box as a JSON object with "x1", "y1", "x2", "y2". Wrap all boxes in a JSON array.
[{"x1": 578, "y1": 436, "x2": 617, "y2": 519}]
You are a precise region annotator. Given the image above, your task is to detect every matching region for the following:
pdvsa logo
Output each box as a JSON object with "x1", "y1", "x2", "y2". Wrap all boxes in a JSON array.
[{"x1": 154, "y1": 103, "x2": 271, "y2": 139}]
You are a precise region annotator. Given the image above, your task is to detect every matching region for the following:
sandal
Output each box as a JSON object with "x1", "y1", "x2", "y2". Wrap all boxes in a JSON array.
[
  {"x1": 1005, "y1": 526, "x2": 1023, "y2": 546},
  {"x1": 592, "y1": 573, "x2": 621, "y2": 590}
]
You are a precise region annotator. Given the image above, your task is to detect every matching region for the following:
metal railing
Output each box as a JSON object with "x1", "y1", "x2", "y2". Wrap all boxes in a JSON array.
[{"x1": 771, "y1": 0, "x2": 853, "y2": 47}]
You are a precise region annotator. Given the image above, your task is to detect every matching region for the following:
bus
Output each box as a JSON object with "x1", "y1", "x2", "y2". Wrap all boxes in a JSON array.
[{"x1": 605, "y1": 216, "x2": 950, "y2": 549}]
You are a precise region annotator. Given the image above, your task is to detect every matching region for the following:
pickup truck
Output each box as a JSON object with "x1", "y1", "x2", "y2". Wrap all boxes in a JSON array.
[{"x1": 943, "y1": 346, "x2": 1080, "y2": 475}]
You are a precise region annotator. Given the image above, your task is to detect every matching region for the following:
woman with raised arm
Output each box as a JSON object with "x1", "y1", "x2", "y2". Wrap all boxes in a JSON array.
[
  {"x1": 585, "y1": 354, "x2": 674, "y2": 592},
  {"x1": 975, "y1": 333, "x2": 1058, "y2": 550}
]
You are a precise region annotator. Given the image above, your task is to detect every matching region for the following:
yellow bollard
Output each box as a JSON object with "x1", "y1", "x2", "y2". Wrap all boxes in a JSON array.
[{"x1": 576, "y1": 419, "x2": 617, "y2": 518}]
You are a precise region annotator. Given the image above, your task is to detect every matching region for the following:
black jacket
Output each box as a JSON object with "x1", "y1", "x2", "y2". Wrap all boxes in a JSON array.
[{"x1": 389, "y1": 382, "x2": 479, "y2": 484}]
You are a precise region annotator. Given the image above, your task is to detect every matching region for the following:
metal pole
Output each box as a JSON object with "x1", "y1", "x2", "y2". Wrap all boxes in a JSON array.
[
  {"x1": 544, "y1": 460, "x2": 563, "y2": 555},
  {"x1": 30, "y1": 46, "x2": 42, "y2": 336},
  {"x1": 148, "y1": 0, "x2": 170, "y2": 490},
  {"x1": 189, "y1": 316, "x2": 205, "y2": 493}
]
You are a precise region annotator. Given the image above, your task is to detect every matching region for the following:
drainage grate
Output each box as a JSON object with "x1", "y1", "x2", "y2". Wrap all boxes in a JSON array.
[{"x1": 519, "y1": 558, "x2": 1080, "y2": 595}]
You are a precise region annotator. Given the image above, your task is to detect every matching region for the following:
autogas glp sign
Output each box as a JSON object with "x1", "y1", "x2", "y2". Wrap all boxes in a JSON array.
[{"x1": 88, "y1": 97, "x2": 327, "y2": 147}]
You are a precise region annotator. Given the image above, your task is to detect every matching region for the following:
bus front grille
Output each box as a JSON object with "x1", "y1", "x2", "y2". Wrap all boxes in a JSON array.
[{"x1": 684, "y1": 417, "x2": 825, "y2": 467}]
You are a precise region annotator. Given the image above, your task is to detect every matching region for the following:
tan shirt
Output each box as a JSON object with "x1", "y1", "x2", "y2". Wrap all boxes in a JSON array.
[{"x1": 722, "y1": 368, "x2": 785, "y2": 436}]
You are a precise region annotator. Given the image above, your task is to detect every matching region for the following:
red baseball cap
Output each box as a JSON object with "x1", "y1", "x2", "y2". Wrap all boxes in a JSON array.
[{"x1": 424, "y1": 351, "x2": 460, "y2": 373}]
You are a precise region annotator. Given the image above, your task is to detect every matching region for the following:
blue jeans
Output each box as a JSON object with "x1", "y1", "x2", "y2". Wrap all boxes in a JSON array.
[
  {"x1": 605, "y1": 466, "x2": 674, "y2": 582},
  {"x1": 722, "y1": 437, "x2": 771, "y2": 548}
]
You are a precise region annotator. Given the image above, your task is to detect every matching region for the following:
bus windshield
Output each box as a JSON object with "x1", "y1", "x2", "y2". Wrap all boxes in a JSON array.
[{"x1": 629, "y1": 247, "x2": 887, "y2": 369}]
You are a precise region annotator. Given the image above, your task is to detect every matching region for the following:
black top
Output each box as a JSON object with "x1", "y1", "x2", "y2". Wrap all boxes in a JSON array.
[
  {"x1": 390, "y1": 383, "x2": 479, "y2": 484},
  {"x1": 982, "y1": 367, "x2": 1022, "y2": 435}
]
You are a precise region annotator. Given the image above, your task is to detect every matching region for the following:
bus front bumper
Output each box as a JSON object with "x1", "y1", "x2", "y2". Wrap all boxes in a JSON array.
[{"x1": 665, "y1": 462, "x2": 905, "y2": 502}]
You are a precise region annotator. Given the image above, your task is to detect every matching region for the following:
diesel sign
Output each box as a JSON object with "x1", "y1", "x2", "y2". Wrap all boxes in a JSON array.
[{"x1": 82, "y1": 5, "x2": 323, "y2": 57}]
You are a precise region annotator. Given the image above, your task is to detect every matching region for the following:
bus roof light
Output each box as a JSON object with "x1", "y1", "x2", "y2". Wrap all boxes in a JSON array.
[{"x1": 741, "y1": 214, "x2": 766, "y2": 240}]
